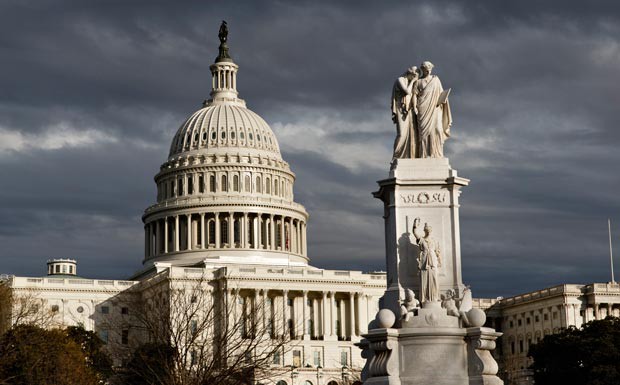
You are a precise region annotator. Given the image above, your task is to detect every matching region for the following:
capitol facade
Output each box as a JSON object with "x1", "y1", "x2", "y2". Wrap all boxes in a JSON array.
[{"x1": 2, "y1": 32, "x2": 386, "y2": 385}]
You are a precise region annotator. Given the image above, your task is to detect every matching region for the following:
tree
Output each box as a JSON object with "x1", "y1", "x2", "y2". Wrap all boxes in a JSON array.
[
  {"x1": 529, "y1": 317, "x2": 620, "y2": 385},
  {"x1": 0, "y1": 325, "x2": 100, "y2": 385},
  {"x1": 66, "y1": 326, "x2": 114, "y2": 382},
  {"x1": 114, "y1": 273, "x2": 292, "y2": 385},
  {"x1": 0, "y1": 278, "x2": 54, "y2": 334}
]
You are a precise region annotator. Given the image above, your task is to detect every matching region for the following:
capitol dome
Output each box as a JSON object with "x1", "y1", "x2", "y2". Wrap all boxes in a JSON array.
[{"x1": 142, "y1": 31, "x2": 308, "y2": 268}]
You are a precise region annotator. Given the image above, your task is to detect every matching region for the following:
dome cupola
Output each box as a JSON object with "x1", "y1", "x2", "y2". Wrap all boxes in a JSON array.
[{"x1": 142, "y1": 22, "x2": 308, "y2": 268}]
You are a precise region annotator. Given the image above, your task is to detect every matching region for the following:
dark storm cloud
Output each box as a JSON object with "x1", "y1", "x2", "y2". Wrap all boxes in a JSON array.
[{"x1": 1, "y1": 0, "x2": 619, "y2": 297}]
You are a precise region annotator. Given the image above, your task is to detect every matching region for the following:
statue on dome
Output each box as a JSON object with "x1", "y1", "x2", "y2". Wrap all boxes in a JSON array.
[
  {"x1": 218, "y1": 20, "x2": 228, "y2": 43},
  {"x1": 391, "y1": 61, "x2": 452, "y2": 159},
  {"x1": 216, "y1": 21, "x2": 231, "y2": 62},
  {"x1": 413, "y1": 217, "x2": 442, "y2": 303}
]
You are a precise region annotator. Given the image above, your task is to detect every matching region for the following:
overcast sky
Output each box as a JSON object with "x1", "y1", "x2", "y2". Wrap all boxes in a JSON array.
[{"x1": 1, "y1": 0, "x2": 619, "y2": 298}]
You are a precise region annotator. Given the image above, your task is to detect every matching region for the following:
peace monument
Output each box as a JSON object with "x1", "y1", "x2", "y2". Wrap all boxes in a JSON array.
[{"x1": 360, "y1": 63, "x2": 503, "y2": 385}]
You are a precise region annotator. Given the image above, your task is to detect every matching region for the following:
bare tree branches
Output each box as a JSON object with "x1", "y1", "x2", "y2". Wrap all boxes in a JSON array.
[{"x1": 112, "y1": 272, "x2": 291, "y2": 385}]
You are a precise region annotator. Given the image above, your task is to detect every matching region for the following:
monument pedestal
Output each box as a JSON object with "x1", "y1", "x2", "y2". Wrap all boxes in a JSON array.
[
  {"x1": 362, "y1": 158, "x2": 503, "y2": 385},
  {"x1": 373, "y1": 158, "x2": 469, "y2": 317}
]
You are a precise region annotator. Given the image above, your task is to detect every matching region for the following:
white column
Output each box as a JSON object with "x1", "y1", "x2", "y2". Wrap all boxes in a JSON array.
[
  {"x1": 282, "y1": 290, "x2": 289, "y2": 337},
  {"x1": 262, "y1": 290, "x2": 268, "y2": 334},
  {"x1": 280, "y1": 216, "x2": 286, "y2": 250},
  {"x1": 322, "y1": 292, "x2": 328, "y2": 338},
  {"x1": 186, "y1": 214, "x2": 192, "y2": 250},
  {"x1": 349, "y1": 292, "x2": 355, "y2": 338},
  {"x1": 269, "y1": 214, "x2": 275, "y2": 250},
  {"x1": 164, "y1": 217, "x2": 168, "y2": 253},
  {"x1": 215, "y1": 213, "x2": 221, "y2": 248},
  {"x1": 174, "y1": 216, "x2": 180, "y2": 252},
  {"x1": 253, "y1": 215, "x2": 259, "y2": 249},
  {"x1": 302, "y1": 290, "x2": 309, "y2": 338},
  {"x1": 301, "y1": 222, "x2": 307, "y2": 255},
  {"x1": 243, "y1": 213, "x2": 249, "y2": 248},
  {"x1": 288, "y1": 217, "x2": 293, "y2": 251},
  {"x1": 200, "y1": 213, "x2": 205, "y2": 249},
  {"x1": 329, "y1": 292, "x2": 335, "y2": 337}
]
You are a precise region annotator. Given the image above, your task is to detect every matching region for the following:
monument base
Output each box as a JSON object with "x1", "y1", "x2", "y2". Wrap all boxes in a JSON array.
[{"x1": 360, "y1": 311, "x2": 503, "y2": 385}]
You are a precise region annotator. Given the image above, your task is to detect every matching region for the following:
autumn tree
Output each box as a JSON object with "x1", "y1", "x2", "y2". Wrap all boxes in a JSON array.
[
  {"x1": 0, "y1": 325, "x2": 101, "y2": 385},
  {"x1": 529, "y1": 317, "x2": 620, "y2": 385}
]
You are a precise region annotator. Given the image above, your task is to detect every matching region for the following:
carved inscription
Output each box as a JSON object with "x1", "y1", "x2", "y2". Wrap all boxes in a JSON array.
[{"x1": 399, "y1": 192, "x2": 446, "y2": 205}]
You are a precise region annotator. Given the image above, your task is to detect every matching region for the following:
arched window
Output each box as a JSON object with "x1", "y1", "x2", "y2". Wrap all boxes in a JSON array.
[
  {"x1": 327, "y1": 381, "x2": 339, "y2": 385},
  {"x1": 187, "y1": 175, "x2": 194, "y2": 195},
  {"x1": 234, "y1": 219, "x2": 240, "y2": 246},
  {"x1": 304, "y1": 381, "x2": 313, "y2": 385},
  {"x1": 281, "y1": 181, "x2": 285, "y2": 197},
  {"x1": 209, "y1": 175, "x2": 216, "y2": 192},
  {"x1": 276, "y1": 381, "x2": 288, "y2": 385},
  {"x1": 256, "y1": 176, "x2": 262, "y2": 193},
  {"x1": 208, "y1": 220, "x2": 215, "y2": 245},
  {"x1": 244, "y1": 175, "x2": 251, "y2": 192},
  {"x1": 274, "y1": 179, "x2": 279, "y2": 196},
  {"x1": 233, "y1": 175, "x2": 239, "y2": 192},
  {"x1": 221, "y1": 175, "x2": 228, "y2": 192},
  {"x1": 178, "y1": 177, "x2": 184, "y2": 196},
  {"x1": 198, "y1": 174, "x2": 204, "y2": 193},
  {"x1": 266, "y1": 177, "x2": 271, "y2": 194},
  {"x1": 221, "y1": 219, "x2": 228, "y2": 245}
]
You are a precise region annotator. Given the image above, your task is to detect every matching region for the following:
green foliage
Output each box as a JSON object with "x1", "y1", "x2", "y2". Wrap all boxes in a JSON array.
[
  {"x1": 66, "y1": 326, "x2": 114, "y2": 382},
  {"x1": 0, "y1": 324, "x2": 100, "y2": 385},
  {"x1": 529, "y1": 317, "x2": 620, "y2": 385}
]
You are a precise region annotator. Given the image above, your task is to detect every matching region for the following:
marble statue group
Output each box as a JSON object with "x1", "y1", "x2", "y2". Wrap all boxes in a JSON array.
[{"x1": 391, "y1": 61, "x2": 452, "y2": 159}]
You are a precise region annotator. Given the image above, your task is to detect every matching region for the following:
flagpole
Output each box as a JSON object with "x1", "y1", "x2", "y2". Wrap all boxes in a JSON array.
[{"x1": 609, "y1": 218, "x2": 615, "y2": 284}]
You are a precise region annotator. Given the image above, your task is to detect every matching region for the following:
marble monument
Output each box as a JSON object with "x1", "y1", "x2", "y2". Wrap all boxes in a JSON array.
[{"x1": 360, "y1": 63, "x2": 503, "y2": 385}]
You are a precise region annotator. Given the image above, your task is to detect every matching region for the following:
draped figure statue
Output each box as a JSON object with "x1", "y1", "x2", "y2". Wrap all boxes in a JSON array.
[
  {"x1": 391, "y1": 67, "x2": 419, "y2": 159},
  {"x1": 391, "y1": 61, "x2": 452, "y2": 159},
  {"x1": 415, "y1": 61, "x2": 452, "y2": 158},
  {"x1": 413, "y1": 217, "x2": 442, "y2": 303}
]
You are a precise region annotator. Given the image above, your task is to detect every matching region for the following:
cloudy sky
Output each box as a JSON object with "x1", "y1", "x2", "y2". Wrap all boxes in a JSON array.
[{"x1": 1, "y1": 0, "x2": 619, "y2": 298}]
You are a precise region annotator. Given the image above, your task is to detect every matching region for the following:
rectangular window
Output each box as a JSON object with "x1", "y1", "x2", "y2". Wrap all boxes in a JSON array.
[
  {"x1": 518, "y1": 319, "x2": 522, "y2": 326},
  {"x1": 122, "y1": 330, "x2": 129, "y2": 345},
  {"x1": 272, "y1": 350, "x2": 281, "y2": 365},
  {"x1": 101, "y1": 306, "x2": 109, "y2": 314},
  {"x1": 535, "y1": 315, "x2": 540, "y2": 322},
  {"x1": 511, "y1": 341, "x2": 515, "y2": 354},
  {"x1": 121, "y1": 307, "x2": 129, "y2": 315},
  {"x1": 340, "y1": 350, "x2": 348, "y2": 366},
  {"x1": 199, "y1": 174, "x2": 204, "y2": 193},
  {"x1": 188, "y1": 176, "x2": 194, "y2": 195},
  {"x1": 62, "y1": 265, "x2": 67, "y2": 273},
  {"x1": 544, "y1": 313, "x2": 549, "y2": 321},
  {"x1": 99, "y1": 330, "x2": 108, "y2": 344},
  {"x1": 313, "y1": 351, "x2": 321, "y2": 367},
  {"x1": 55, "y1": 265, "x2": 60, "y2": 273},
  {"x1": 293, "y1": 350, "x2": 301, "y2": 367},
  {"x1": 287, "y1": 298, "x2": 293, "y2": 306},
  {"x1": 526, "y1": 317, "x2": 531, "y2": 325},
  {"x1": 69, "y1": 266, "x2": 73, "y2": 274},
  {"x1": 519, "y1": 340, "x2": 524, "y2": 353},
  {"x1": 509, "y1": 321, "x2": 513, "y2": 328},
  {"x1": 178, "y1": 178, "x2": 184, "y2": 195},
  {"x1": 553, "y1": 312, "x2": 558, "y2": 319},
  {"x1": 190, "y1": 319, "x2": 198, "y2": 336}
]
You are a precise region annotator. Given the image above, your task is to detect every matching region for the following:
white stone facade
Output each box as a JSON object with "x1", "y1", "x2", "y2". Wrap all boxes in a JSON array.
[{"x1": 474, "y1": 282, "x2": 620, "y2": 385}]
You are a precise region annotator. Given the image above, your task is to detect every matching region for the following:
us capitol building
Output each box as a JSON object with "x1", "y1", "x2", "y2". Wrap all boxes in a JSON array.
[
  {"x1": 3, "y1": 26, "x2": 620, "y2": 385},
  {"x1": 2, "y1": 30, "x2": 386, "y2": 385}
]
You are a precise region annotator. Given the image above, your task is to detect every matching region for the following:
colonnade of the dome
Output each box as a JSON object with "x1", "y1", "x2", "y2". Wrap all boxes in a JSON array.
[{"x1": 144, "y1": 211, "x2": 306, "y2": 261}]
